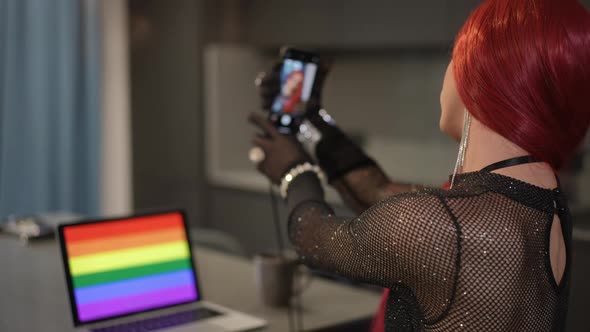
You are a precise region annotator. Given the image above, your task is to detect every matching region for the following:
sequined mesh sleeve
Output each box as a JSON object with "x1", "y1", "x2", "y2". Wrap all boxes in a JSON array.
[
  {"x1": 331, "y1": 165, "x2": 423, "y2": 214},
  {"x1": 288, "y1": 190, "x2": 459, "y2": 322}
]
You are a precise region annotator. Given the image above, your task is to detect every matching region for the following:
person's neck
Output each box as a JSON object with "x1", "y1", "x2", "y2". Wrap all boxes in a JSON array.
[{"x1": 461, "y1": 118, "x2": 558, "y2": 189}]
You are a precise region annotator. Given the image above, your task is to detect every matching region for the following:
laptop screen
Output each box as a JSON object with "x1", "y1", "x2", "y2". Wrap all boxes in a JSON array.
[{"x1": 58, "y1": 211, "x2": 200, "y2": 325}]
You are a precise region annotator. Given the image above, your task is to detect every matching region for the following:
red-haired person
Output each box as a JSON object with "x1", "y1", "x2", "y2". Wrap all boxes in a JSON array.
[
  {"x1": 281, "y1": 70, "x2": 304, "y2": 114},
  {"x1": 250, "y1": 0, "x2": 590, "y2": 330}
]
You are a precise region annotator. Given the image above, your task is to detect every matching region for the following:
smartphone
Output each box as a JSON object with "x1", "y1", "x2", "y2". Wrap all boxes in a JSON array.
[{"x1": 270, "y1": 48, "x2": 320, "y2": 134}]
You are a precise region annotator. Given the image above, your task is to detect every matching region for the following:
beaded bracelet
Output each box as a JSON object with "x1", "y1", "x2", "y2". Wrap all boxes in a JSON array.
[{"x1": 279, "y1": 162, "x2": 325, "y2": 199}]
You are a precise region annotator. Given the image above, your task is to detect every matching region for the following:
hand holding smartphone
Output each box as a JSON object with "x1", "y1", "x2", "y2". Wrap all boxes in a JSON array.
[{"x1": 269, "y1": 48, "x2": 320, "y2": 134}]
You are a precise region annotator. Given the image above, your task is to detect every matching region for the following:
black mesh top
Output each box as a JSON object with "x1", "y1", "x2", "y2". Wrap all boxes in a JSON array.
[{"x1": 287, "y1": 164, "x2": 571, "y2": 331}]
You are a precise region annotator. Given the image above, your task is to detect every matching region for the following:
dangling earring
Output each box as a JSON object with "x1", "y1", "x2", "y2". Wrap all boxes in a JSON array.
[{"x1": 450, "y1": 111, "x2": 471, "y2": 189}]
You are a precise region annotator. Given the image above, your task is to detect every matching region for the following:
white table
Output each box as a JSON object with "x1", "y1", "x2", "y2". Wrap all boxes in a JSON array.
[{"x1": 0, "y1": 236, "x2": 381, "y2": 331}]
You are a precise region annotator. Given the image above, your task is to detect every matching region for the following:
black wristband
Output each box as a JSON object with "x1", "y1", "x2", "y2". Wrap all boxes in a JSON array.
[{"x1": 307, "y1": 110, "x2": 376, "y2": 182}]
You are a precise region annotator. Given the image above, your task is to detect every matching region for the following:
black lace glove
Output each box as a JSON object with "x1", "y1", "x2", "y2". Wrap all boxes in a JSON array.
[{"x1": 306, "y1": 111, "x2": 377, "y2": 182}]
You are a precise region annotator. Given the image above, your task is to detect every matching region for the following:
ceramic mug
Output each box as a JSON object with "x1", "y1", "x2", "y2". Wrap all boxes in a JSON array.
[{"x1": 253, "y1": 252, "x2": 312, "y2": 307}]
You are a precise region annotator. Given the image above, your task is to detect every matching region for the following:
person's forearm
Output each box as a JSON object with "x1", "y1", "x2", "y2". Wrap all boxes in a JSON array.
[
  {"x1": 285, "y1": 172, "x2": 325, "y2": 214},
  {"x1": 306, "y1": 110, "x2": 422, "y2": 213},
  {"x1": 331, "y1": 165, "x2": 424, "y2": 214}
]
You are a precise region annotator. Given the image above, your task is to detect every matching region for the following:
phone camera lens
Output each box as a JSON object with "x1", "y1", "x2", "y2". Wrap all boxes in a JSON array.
[{"x1": 280, "y1": 115, "x2": 292, "y2": 126}]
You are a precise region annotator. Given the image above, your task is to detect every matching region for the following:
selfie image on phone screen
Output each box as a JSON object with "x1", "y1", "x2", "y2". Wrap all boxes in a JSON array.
[{"x1": 271, "y1": 53, "x2": 318, "y2": 134}]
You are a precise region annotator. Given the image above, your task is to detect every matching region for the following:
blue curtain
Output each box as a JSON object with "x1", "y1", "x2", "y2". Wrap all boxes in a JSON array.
[{"x1": 0, "y1": 0, "x2": 101, "y2": 217}]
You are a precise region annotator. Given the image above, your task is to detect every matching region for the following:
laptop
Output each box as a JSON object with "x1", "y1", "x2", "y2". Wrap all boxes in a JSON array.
[{"x1": 57, "y1": 210, "x2": 267, "y2": 332}]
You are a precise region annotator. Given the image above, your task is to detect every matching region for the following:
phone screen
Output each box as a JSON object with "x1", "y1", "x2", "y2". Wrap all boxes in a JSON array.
[{"x1": 270, "y1": 53, "x2": 319, "y2": 134}]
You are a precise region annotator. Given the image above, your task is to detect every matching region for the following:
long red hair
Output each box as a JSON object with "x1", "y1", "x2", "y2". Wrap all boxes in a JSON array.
[{"x1": 453, "y1": 0, "x2": 590, "y2": 170}]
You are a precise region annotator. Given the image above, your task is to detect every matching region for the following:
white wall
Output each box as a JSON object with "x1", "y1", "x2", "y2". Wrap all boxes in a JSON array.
[
  {"x1": 204, "y1": 45, "x2": 456, "y2": 202},
  {"x1": 99, "y1": 0, "x2": 133, "y2": 215}
]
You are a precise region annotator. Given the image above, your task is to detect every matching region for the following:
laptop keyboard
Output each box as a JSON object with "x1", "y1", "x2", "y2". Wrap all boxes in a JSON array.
[{"x1": 92, "y1": 307, "x2": 222, "y2": 332}]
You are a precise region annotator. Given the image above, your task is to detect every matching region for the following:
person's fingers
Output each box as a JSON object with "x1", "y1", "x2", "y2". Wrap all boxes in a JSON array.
[
  {"x1": 261, "y1": 100, "x2": 274, "y2": 111},
  {"x1": 260, "y1": 77, "x2": 279, "y2": 94},
  {"x1": 260, "y1": 85, "x2": 279, "y2": 98},
  {"x1": 256, "y1": 158, "x2": 272, "y2": 178},
  {"x1": 248, "y1": 112, "x2": 279, "y2": 138},
  {"x1": 260, "y1": 90, "x2": 279, "y2": 110},
  {"x1": 257, "y1": 158, "x2": 266, "y2": 170},
  {"x1": 271, "y1": 61, "x2": 283, "y2": 73},
  {"x1": 254, "y1": 72, "x2": 265, "y2": 87},
  {"x1": 256, "y1": 73, "x2": 278, "y2": 91},
  {"x1": 258, "y1": 63, "x2": 281, "y2": 86},
  {"x1": 252, "y1": 136, "x2": 273, "y2": 151},
  {"x1": 257, "y1": 66, "x2": 280, "y2": 111}
]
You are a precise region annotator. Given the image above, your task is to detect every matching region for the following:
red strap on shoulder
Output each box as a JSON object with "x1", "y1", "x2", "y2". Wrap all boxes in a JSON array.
[{"x1": 370, "y1": 288, "x2": 389, "y2": 332}]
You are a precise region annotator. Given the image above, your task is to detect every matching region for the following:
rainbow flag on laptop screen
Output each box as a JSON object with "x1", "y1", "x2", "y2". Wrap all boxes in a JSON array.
[{"x1": 61, "y1": 212, "x2": 198, "y2": 322}]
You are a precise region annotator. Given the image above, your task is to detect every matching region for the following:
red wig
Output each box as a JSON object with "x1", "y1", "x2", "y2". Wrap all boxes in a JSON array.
[
  {"x1": 453, "y1": 0, "x2": 590, "y2": 170},
  {"x1": 282, "y1": 70, "x2": 304, "y2": 113}
]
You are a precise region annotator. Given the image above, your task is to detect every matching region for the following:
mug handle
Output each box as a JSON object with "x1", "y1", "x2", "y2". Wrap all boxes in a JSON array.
[{"x1": 292, "y1": 264, "x2": 313, "y2": 296}]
